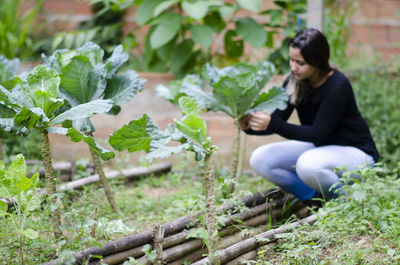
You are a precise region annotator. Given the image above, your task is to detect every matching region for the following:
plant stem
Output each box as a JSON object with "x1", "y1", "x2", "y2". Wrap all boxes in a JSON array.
[
  {"x1": 229, "y1": 119, "x2": 241, "y2": 194},
  {"x1": 40, "y1": 129, "x2": 62, "y2": 239},
  {"x1": 203, "y1": 153, "x2": 220, "y2": 265},
  {"x1": 237, "y1": 131, "x2": 247, "y2": 180},
  {"x1": 87, "y1": 134, "x2": 120, "y2": 213},
  {"x1": 0, "y1": 139, "x2": 3, "y2": 161}
]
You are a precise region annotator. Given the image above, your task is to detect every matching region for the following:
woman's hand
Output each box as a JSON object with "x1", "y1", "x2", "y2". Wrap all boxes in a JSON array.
[{"x1": 248, "y1": 111, "x2": 271, "y2": 131}]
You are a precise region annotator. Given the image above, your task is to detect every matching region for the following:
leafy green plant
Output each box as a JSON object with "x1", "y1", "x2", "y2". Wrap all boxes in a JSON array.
[
  {"x1": 351, "y1": 64, "x2": 400, "y2": 168},
  {"x1": 324, "y1": 0, "x2": 355, "y2": 68},
  {"x1": 0, "y1": 154, "x2": 42, "y2": 264},
  {"x1": 109, "y1": 96, "x2": 221, "y2": 264},
  {"x1": 43, "y1": 42, "x2": 146, "y2": 213},
  {"x1": 156, "y1": 61, "x2": 288, "y2": 194},
  {"x1": 0, "y1": 0, "x2": 43, "y2": 59},
  {"x1": 265, "y1": 0, "x2": 307, "y2": 74},
  {"x1": 0, "y1": 55, "x2": 20, "y2": 161},
  {"x1": 125, "y1": 0, "x2": 306, "y2": 77},
  {"x1": 0, "y1": 65, "x2": 113, "y2": 238}
]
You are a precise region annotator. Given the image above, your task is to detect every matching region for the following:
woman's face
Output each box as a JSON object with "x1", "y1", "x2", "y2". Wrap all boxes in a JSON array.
[{"x1": 289, "y1": 46, "x2": 318, "y2": 81}]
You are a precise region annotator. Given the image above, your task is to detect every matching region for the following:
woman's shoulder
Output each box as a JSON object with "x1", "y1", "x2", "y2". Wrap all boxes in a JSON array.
[{"x1": 330, "y1": 70, "x2": 351, "y2": 84}]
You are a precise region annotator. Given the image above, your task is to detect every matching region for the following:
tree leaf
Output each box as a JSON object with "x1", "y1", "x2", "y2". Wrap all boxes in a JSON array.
[
  {"x1": 150, "y1": 13, "x2": 183, "y2": 49},
  {"x1": 235, "y1": 18, "x2": 267, "y2": 47},
  {"x1": 236, "y1": 0, "x2": 261, "y2": 12},
  {"x1": 224, "y1": 30, "x2": 243, "y2": 58},
  {"x1": 49, "y1": 99, "x2": 113, "y2": 125},
  {"x1": 153, "y1": 0, "x2": 178, "y2": 17},
  {"x1": 190, "y1": 25, "x2": 214, "y2": 50},
  {"x1": 170, "y1": 39, "x2": 194, "y2": 73},
  {"x1": 182, "y1": 1, "x2": 210, "y2": 20},
  {"x1": 136, "y1": 0, "x2": 163, "y2": 26}
]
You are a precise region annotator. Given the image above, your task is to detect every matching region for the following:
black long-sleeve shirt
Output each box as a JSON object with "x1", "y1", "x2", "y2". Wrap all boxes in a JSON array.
[{"x1": 245, "y1": 71, "x2": 379, "y2": 162}]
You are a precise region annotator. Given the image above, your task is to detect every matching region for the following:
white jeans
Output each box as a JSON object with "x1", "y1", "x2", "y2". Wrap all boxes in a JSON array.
[{"x1": 249, "y1": 140, "x2": 374, "y2": 200}]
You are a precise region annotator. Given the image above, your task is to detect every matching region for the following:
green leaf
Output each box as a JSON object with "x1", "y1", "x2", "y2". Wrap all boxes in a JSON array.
[
  {"x1": 0, "y1": 201, "x2": 8, "y2": 217},
  {"x1": 66, "y1": 128, "x2": 115, "y2": 160},
  {"x1": 150, "y1": 13, "x2": 183, "y2": 49},
  {"x1": 104, "y1": 45, "x2": 129, "y2": 78},
  {"x1": 219, "y1": 5, "x2": 235, "y2": 19},
  {"x1": 14, "y1": 106, "x2": 45, "y2": 129},
  {"x1": 170, "y1": 39, "x2": 194, "y2": 73},
  {"x1": 49, "y1": 99, "x2": 113, "y2": 125},
  {"x1": 190, "y1": 25, "x2": 214, "y2": 50},
  {"x1": 266, "y1": 9, "x2": 283, "y2": 27},
  {"x1": 178, "y1": 95, "x2": 200, "y2": 115},
  {"x1": 153, "y1": 0, "x2": 178, "y2": 17},
  {"x1": 235, "y1": 18, "x2": 267, "y2": 47},
  {"x1": 236, "y1": 0, "x2": 261, "y2": 12},
  {"x1": 109, "y1": 114, "x2": 152, "y2": 153},
  {"x1": 60, "y1": 56, "x2": 106, "y2": 104},
  {"x1": 352, "y1": 189, "x2": 367, "y2": 203},
  {"x1": 6, "y1": 154, "x2": 29, "y2": 191},
  {"x1": 26, "y1": 192, "x2": 41, "y2": 211},
  {"x1": 136, "y1": 0, "x2": 163, "y2": 25},
  {"x1": 176, "y1": 114, "x2": 207, "y2": 145},
  {"x1": 204, "y1": 11, "x2": 226, "y2": 33},
  {"x1": 26, "y1": 65, "x2": 60, "y2": 99},
  {"x1": 246, "y1": 86, "x2": 288, "y2": 114},
  {"x1": 103, "y1": 70, "x2": 146, "y2": 107},
  {"x1": 182, "y1": 1, "x2": 210, "y2": 20},
  {"x1": 224, "y1": 30, "x2": 243, "y2": 58},
  {"x1": 0, "y1": 55, "x2": 19, "y2": 90},
  {"x1": 22, "y1": 228, "x2": 39, "y2": 240}
]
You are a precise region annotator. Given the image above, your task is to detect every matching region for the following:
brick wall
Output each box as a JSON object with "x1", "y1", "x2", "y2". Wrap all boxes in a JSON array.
[
  {"x1": 349, "y1": 0, "x2": 400, "y2": 59},
  {"x1": 35, "y1": 0, "x2": 400, "y2": 60}
]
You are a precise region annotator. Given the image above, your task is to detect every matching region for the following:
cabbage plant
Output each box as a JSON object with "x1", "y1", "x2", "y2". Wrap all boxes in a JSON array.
[
  {"x1": 157, "y1": 61, "x2": 288, "y2": 194},
  {"x1": 109, "y1": 96, "x2": 221, "y2": 264},
  {"x1": 43, "y1": 42, "x2": 146, "y2": 213},
  {"x1": 0, "y1": 65, "x2": 112, "y2": 238},
  {"x1": 0, "y1": 55, "x2": 20, "y2": 161}
]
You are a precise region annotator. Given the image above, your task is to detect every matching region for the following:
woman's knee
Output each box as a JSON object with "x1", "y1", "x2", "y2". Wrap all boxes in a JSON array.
[{"x1": 249, "y1": 145, "x2": 274, "y2": 176}]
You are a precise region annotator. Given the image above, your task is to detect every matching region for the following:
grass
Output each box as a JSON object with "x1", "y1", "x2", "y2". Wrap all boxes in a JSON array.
[
  {"x1": 0, "y1": 153, "x2": 275, "y2": 264},
  {"x1": 252, "y1": 163, "x2": 400, "y2": 265}
]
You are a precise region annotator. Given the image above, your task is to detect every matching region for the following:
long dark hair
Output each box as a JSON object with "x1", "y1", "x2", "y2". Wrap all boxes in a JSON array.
[{"x1": 286, "y1": 28, "x2": 334, "y2": 104}]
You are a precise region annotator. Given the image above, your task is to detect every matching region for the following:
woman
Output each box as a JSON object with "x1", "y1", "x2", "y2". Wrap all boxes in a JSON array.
[{"x1": 241, "y1": 28, "x2": 379, "y2": 201}]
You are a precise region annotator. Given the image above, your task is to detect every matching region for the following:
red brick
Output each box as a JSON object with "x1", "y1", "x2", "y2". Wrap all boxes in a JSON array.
[
  {"x1": 72, "y1": 1, "x2": 93, "y2": 15},
  {"x1": 388, "y1": 25, "x2": 400, "y2": 42},
  {"x1": 44, "y1": 0, "x2": 74, "y2": 14},
  {"x1": 377, "y1": 0, "x2": 400, "y2": 20},
  {"x1": 353, "y1": 1, "x2": 379, "y2": 20},
  {"x1": 349, "y1": 24, "x2": 389, "y2": 44}
]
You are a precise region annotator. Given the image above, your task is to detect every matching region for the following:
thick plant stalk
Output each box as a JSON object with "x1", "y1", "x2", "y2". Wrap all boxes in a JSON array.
[
  {"x1": 229, "y1": 119, "x2": 241, "y2": 194},
  {"x1": 203, "y1": 153, "x2": 220, "y2": 265},
  {"x1": 236, "y1": 131, "x2": 247, "y2": 179},
  {"x1": 40, "y1": 129, "x2": 62, "y2": 238},
  {"x1": 88, "y1": 135, "x2": 120, "y2": 213}
]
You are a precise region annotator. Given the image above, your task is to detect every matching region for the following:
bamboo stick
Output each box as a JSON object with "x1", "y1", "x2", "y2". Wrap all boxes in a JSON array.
[
  {"x1": 192, "y1": 214, "x2": 318, "y2": 265},
  {"x1": 43, "y1": 189, "x2": 285, "y2": 265}
]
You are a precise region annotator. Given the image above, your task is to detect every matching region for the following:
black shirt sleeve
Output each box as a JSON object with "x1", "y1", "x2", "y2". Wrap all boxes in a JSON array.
[{"x1": 269, "y1": 77, "x2": 352, "y2": 145}]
